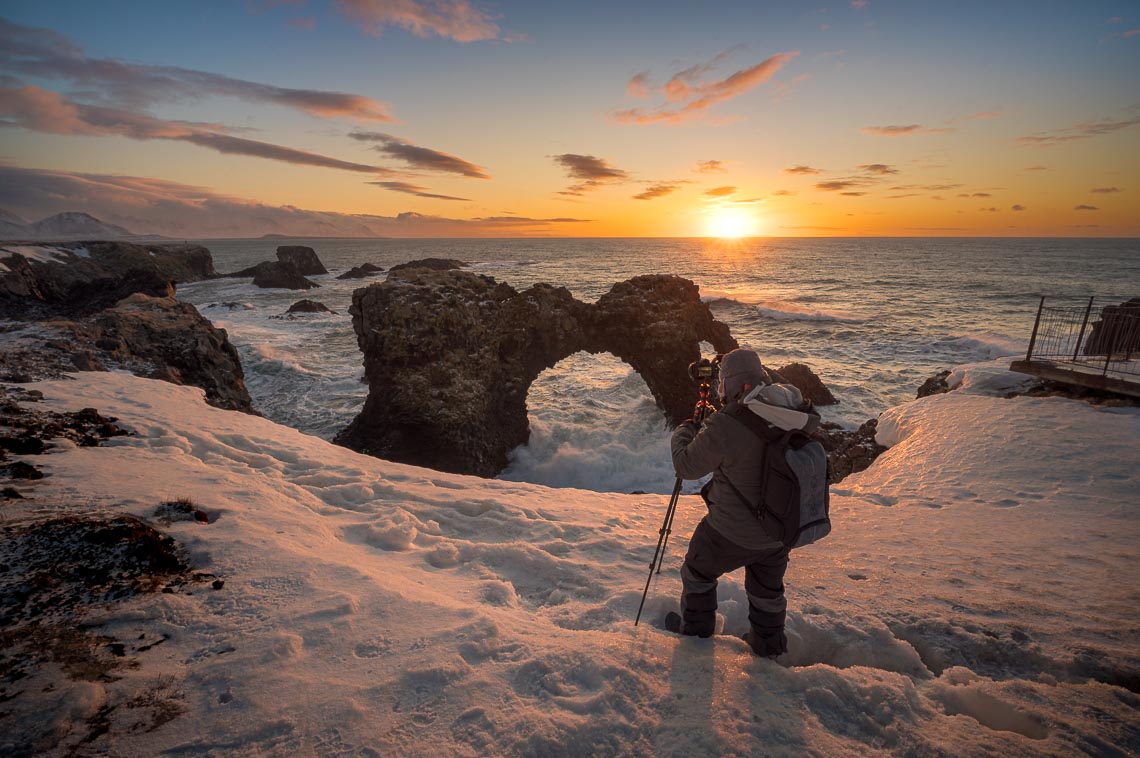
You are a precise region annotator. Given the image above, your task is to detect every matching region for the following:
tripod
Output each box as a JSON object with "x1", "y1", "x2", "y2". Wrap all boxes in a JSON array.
[{"x1": 633, "y1": 374, "x2": 716, "y2": 627}]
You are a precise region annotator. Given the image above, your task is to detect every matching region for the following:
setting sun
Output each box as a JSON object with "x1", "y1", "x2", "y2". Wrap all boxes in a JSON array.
[{"x1": 706, "y1": 208, "x2": 757, "y2": 238}]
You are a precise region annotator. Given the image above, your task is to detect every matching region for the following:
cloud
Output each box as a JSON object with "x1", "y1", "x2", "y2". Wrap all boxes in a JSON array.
[
  {"x1": 369, "y1": 181, "x2": 470, "y2": 200},
  {"x1": 1024, "y1": 165, "x2": 1048, "y2": 171},
  {"x1": 1017, "y1": 115, "x2": 1140, "y2": 146},
  {"x1": 348, "y1": 131, "x2": 489, "y2": 178},
  {"x1": 694, "y1": 160, "x2": 727, "y2": 173},
  {"x1": 552, "y1": 153, "x2": 628, "y2": 195},
  {"x1": 626, "y1": 71, "x2": 651, "y2": 99},
  {"x1": 0, "y1": 164, "x2": 587, "y2": 238},
  {"x1": 861, "y1": 124, "x2": 953, "y2": 137},
  {"x1": 851, "y1": 0, "x2": 868, "y2": 9},
  {"x1": 0, "y1": 85, "x2": 396, "y2": 174},
  {"x1": 1125, "y1": 29, "x2": 1140, "y2": 38},
  {"x1": 771, "y1": 189, "x2": 795, "y2": 196},
  {"x1": 1011, "y1": 204, "x2": 1026, "y2": 211},
  {"x1": 784, "y1": 165, "x2": 822, "y2": 175},
  {"x1": 887, "y1": 193, "x2": 921, "y2": 199},
  {"x1": 815, "y1": 179, "x2": 873, "y2": 192},
  {"x1": 633, "y1": 183, "x2": 681, "y2": 200},
  {"x1": 779, "y1": 225, "x2": 844, "y2": 231},
  {"x1": 0, "y1": 18, "x2": 394, "y2": 121},
  {"x1": 979, "y1": 207, "x2": 998, "y2": 212},
  {"x1": 335, "y1": 0, "x2": 500, "y2": 42},
  {"x1": 964, "y1": 110, "x2": 1002, "y2": 120},
  {"x1": 704, "y1": 186, "x2": 737, "y2": 197},
  {"x1": 1091, "y1": 187, "x2": 1121, "y2": 193},
  {"x1": 614, "y1": 51, "x2": 798, "y2": 125},
  {"x1": 840, "y1": 191, "x2": 866, "y2": 196},
  {"x1": 1074, "y1": 204, "x2": 1099, "y2": 211},
  {"x1": 856, "y1": 163, "x2": 898, "y2": 174}
]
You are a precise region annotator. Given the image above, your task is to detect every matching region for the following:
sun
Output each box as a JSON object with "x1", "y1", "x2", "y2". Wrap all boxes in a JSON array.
[{"x1": 705, "y1": 208, "x2": 757, "y2": 238}]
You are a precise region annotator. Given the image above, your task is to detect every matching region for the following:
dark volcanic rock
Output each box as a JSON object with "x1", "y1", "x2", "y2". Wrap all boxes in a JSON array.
[
  {"x1": 276, "y1": 245, "x2": 328, "y2": 275},
  {"x1": 284, "y1": 299, "x2": 336, "y2": 315},
  {"x1": 249, "y1": 260, "x2": 319, "y2": 290},
  {"x1": 336, "y1": 263, "x2": 384, "y2": 280},
  {"x1": 774, "y1": 362, "x2": 838, "y2": 405},
  {"x1": 0, "y1": 241, "x2": 217, "y2": 318},
  {"x1": 917, "y1": 369, "x2": 953, "y2": 398},
  {"x1": 387, "y1": 258, "x2": 468, "y2": 274},
  {"x1": 334, "y1": 270, "x2": 737, "y2": 476},
  {"x1": 814, "y1": 419, "x2": 888, "y2": 484},
  {"x1": 1084, "y1": 297, "x2": 1140, "y2": 356}
]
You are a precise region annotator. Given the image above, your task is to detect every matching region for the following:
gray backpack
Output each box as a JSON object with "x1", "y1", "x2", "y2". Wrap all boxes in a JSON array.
[{"x1": 722, "y1": 403, "x2": 832, "y2": 549}]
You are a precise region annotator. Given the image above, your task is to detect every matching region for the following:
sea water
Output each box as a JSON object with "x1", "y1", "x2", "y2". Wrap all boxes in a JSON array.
[{"x1": 178, "y1": 237, "x2": 1140, "y2": 493}]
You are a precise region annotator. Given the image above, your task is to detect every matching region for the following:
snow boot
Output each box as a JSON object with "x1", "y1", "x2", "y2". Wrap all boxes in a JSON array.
[
  {"x1": 740, "y1": 627, "x2": 787, "y2": 659},
  {"x1": 664, "y1": 612, "x2": 713, "y2": 638}
]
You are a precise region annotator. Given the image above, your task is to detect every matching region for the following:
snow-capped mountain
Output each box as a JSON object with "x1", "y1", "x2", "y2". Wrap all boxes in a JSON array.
[{"x1": 0, "y1": 210, "x2": 135, "y2": 240}]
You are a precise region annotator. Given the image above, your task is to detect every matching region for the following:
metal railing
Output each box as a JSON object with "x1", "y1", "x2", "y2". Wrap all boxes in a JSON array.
[{"x1": 1025, "y1": 296, "x2": 1140, "y2": 379}]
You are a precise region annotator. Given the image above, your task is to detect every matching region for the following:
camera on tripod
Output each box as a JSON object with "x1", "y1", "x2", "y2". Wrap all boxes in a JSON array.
[{"x1": 687, "y1": 357, "x2": 719, "y2": 384}]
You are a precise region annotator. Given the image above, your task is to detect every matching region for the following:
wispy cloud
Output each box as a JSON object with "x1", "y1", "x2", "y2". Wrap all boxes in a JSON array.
[
  {"x1": 704, "y1": 186, "x2": 737, "y2": 197},
  {"x1": 369, "y1": 181, "x2": 470, "y2": 201},
  {"x1": 861, "y1": 124, "x2": 954, "y2": 137},
  {"x1": 0, "y1": 85, "x2": 396, "y2": 174},
  {"x1": 0, "y1": 18, "x2": 394, "y2": 121},
  {"x1": 1124, "y1": 29, "x2": 1140, "y2": 38},
  {"x1": 1011, "y1": 204, "x2": 1026, "y2": 211},
  {"x1": 335, "y1": 0, "x2": 500, "y2": 42},
  {"x1": 552, "y1": 153, "x2": 628, "y2": 195},
  {"x1": 1024, "y1": 165, "x2": 1048, "y2": 172},
  {"x1": 1074, "y1": 204, "x2": 1099, "y2": 211},
  {"x1": 626, "y1": 71, "x2": 651, "y2": 99},
  {"x1": 633, "y1": 182, "x2": 681, "y2": 200},
  {"x1": 1091, "y1": 186, "x2": 1121, "y2": 193},
  {"x1": 851, "y1": 0, "x2": 868, "y2": 9},
  {"x1": 816, "y1": 180, "x2": 866, "y2": 191},
  {"x1": 694, "y1": 159, "x2": 727, "y2": 173},
  {"x1": 784, "y1": 165, "x2": 822, "y2": 175},
  {"x1": 614, "y1": 51, "x2": 798, "y2": 125},
  {"x1": 857, "y1": 163, "x2": 898, "y2": 174},
  {"x1": 0, "y1": 164, "x2": 586, "y2": 238},
  {"x1": 348, "y1": 131, "x2": 489, "y2": 178},
  {"x1": 771, "y1": 190, "x2": 795, "y2": 196},
  {"x1": 1017, "y1": 115, "x2": 1140, "y2": 146}
]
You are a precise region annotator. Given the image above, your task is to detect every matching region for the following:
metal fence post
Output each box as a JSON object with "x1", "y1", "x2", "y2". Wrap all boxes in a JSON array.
[
  {"x1": 1073, "y1": 296, "x2": 1094, "y2": 361},
  {"x1": 1026, "y1": 296, "x2": 1045, "y2": 361}
]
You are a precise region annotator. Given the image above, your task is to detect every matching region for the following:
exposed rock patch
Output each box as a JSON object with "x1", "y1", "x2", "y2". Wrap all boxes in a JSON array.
[
  {"x1": 815, "y1": 419, "x2": 889, "y2": 484},
  {"x1": 335, "y1": 271, "x2": 737, "y2": 476},
  {"x1": 1083, "y1": 297, "x2": 1140, "y2": 356},
  {"x1": 274, "y1": 245, "x2": 327, "y2": 276},
  {"x1": 917, "y1": 370, "x2": 952, "y2": 398}
]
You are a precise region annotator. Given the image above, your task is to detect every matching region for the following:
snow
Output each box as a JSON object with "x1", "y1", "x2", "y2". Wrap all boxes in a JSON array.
[
  {"x1": 3, "y1": 364, "x2": 1138, "y2": 755},
  {"x1": 0, "y1": 244, "x2": 76, "y2": 264}
]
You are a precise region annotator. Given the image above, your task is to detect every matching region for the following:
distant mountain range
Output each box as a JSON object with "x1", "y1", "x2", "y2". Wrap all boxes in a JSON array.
[{"x1": 0, "y1": 210, "x2": 140, "y2": 240}]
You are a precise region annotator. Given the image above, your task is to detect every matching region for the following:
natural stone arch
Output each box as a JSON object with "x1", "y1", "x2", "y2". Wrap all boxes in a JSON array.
[{"x1": 333, "y1": 269, "x2": 737, "y2": 477}]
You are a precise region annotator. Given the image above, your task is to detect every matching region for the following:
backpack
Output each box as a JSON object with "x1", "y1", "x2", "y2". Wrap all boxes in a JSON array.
[{"x1": 720, "y1": 402, "x2": 832, "y2": 549}]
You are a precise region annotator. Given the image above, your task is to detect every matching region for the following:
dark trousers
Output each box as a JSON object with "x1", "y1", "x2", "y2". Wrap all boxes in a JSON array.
[{"x1": 680, "y1": 518, "x2": 789, "y2": 651}]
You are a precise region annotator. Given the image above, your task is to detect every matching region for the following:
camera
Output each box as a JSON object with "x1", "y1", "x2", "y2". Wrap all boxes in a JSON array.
[{"x1": 687, "y1": 357, "x2": 719, "y2": 384}]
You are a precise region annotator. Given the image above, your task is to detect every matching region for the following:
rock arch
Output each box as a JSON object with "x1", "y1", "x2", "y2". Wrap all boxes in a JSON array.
[{"x1": 333, "y1": 269, "x2": 737, "y2": 477}]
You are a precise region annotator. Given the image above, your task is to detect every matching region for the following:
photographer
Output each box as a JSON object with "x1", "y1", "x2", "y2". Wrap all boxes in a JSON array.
[{"x1": 665, "y1": 348, "x2": 801, "y2": 658}]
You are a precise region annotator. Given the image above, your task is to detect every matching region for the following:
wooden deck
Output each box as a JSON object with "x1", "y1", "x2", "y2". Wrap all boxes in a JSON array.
[{"x1": 1009, "y1": 359, "x2": 1140, "y2": 398}]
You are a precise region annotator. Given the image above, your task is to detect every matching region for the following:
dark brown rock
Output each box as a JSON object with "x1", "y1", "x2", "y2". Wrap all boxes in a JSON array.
[
  {"x1": 773, "y1": 362, "x2": 838, "y2": 405},
  {"x1": 276, "y1": 245, "x2": 328, "y2": 276},
  {"x1": 1083, "y1": 297, "x2": 1140, "y2": 356},
  {"x1": 336, "y1": 263, "x2": 384, "y2": 280},
  {"x1": 814, "y1": 419, "x2": 888, "y2": 484},
  {"x1": 285, "y1": 299, "x2": 336, "y2": 315},
  {"x1": 249, "y1": 261, "x2": 319, "y2": 290},
  {"x1": 917, "y1": 370, "x2": 953, "y2": 398},
  {"x1": 387, "y1": 258, "x2": 468, "y2": 274},
  {"x1": 334, "y1": 271, "x2": 737, "y2": 477},
  {"x1": 5, "y1": 460, "x2": 43, "y2": 479}
]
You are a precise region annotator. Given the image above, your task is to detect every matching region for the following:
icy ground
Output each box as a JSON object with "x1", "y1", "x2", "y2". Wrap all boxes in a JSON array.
[{"x1": 1, "y1": 359, "x2": 1137, "y2": 756}]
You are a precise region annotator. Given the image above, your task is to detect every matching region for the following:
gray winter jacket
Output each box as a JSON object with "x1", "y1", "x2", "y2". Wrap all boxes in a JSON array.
[{"x1": 671, "y1": 384, "x2": 817, "y2": 550}]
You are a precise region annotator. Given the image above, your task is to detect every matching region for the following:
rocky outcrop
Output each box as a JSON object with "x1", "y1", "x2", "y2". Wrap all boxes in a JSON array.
[
  {"x1": 814, "y1": 420, "x2": 888, "y2": 484},
  {"x1": 917, "y1": 369, "x2": 953, "y2": 398},
  {"x1": 249, "y1": 261, "x2": 319, "y2": 290},
  {"x1": 0, "y1": 241, "x2": 217, "y2": 318},
  {"x1": 336, "y1": 263, "x2": 384, "y2": 280},
  {"x1": 275, "y1": 245, "x2": 327, "y2": 276},
  {"x1": 335, "y1": 271, "x2": 737, "y2": 476},
  {"x1": 0, "y1": 295, "x2": 253, "y2": 413},
  {"x1": 1084, "y1": 297, "x2": 1140, "y2": 356},
  {"x1": 772, "y1": 362, "x2": 838, "y2": 405},
  {"x1": 387, "y1": 258, "x2": 468, "y2": 274},
  {"x1": 284, "y1": 299, "x2": 336, "y2": 315}
]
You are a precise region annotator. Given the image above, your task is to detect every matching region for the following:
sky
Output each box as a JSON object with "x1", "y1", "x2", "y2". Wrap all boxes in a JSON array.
[{"x1": 1, "y1": 0, "x2": 1138, "y2": 238}]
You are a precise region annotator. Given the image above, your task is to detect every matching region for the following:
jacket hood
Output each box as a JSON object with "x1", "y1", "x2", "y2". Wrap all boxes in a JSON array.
[{"x1": 741, "y1": 383, "x2": 819, "y2": 432}]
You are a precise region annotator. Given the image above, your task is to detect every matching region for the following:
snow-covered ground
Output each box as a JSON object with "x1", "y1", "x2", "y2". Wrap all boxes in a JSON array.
[{"x1": 2, "y1": 359, "x2": 1138, "y2": 756}]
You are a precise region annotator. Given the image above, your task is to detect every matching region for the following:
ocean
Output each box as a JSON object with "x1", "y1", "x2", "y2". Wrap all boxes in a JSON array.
[{"x1": 178, "y1": 237, "x2": 1140, "y2": 494}]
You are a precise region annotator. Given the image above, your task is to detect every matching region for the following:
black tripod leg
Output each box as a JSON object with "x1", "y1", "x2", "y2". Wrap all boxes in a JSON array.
[{"x1": 634, "y1": 477, "x2": 683, "y2": 626}]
